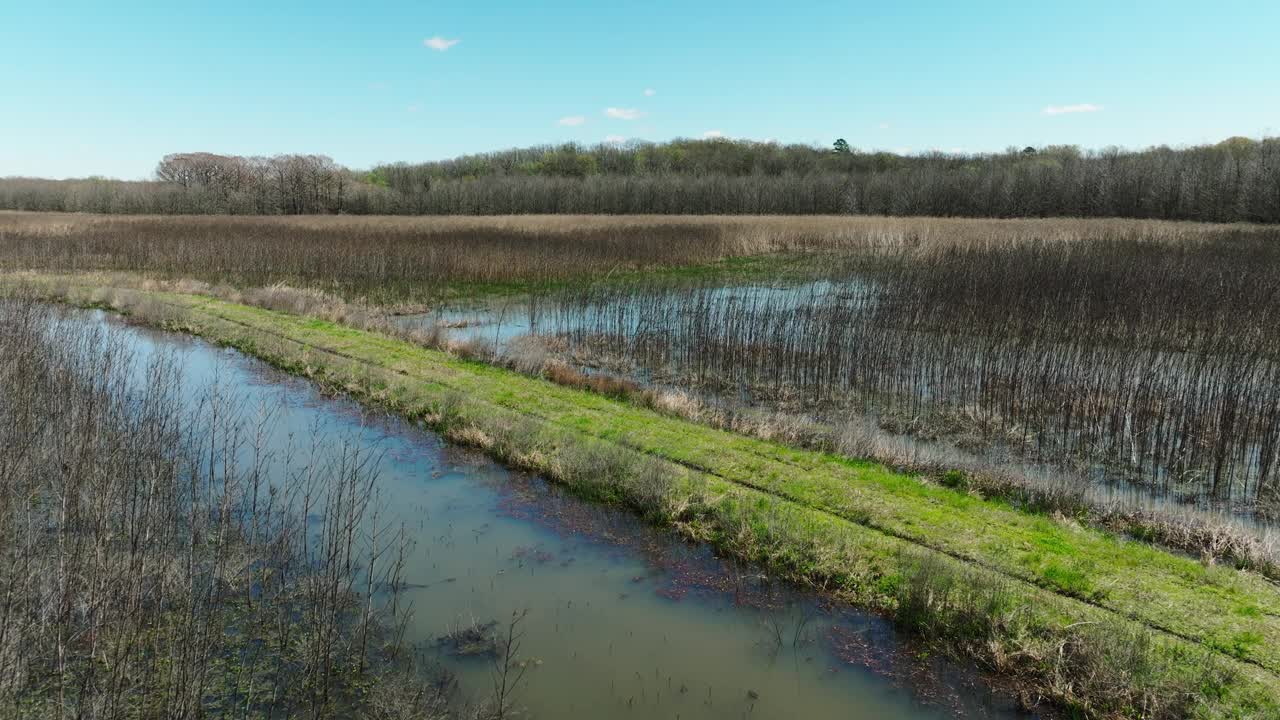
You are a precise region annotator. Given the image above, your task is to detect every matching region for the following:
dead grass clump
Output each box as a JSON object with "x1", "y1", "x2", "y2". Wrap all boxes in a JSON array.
[
  {"x1": 172, "y1": 277, "x2": 211, "y2": 295},
  {"x1": 242, "y1": 282, "x2": 341, "y2": 316},
  {"x1": 449, "y1": 335, "x2": 496, "y2": 363},
  {"x1": 543, "y1": 360, "x2": 645, "y2": 400},
  {"x1": 406, "y1": 323, "x2": 450, "y2": 351},
  {"x1": 502, "y1": 334, "x2": 554, "y2": 375},
  {"x1": 437, "y1": 618, "x2": 500, "y2": 658},
  {"x1": 650, "y1": 388, "x2": 702, "y2": 418}
]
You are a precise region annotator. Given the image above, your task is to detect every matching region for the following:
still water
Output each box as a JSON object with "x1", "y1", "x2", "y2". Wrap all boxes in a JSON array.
[
  {"x1": 391, "y1": 280, "x2": 1280, "y2": 534},
  {"x1": 387, "y1": 280, "x2": 859, "y2": 352},
  {"x1": 85, "y1": 308, "x2": 1033, "y2": 720}
]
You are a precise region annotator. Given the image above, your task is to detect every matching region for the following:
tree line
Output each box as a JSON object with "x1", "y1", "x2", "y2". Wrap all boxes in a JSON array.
[{"x1": 1, "y1": 136, "x2": 1277, "y2": 221}]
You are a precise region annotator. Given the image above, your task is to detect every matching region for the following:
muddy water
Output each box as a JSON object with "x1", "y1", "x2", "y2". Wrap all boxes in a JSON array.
[{"x1": 82, "y1": 308, "x2": 1032, "y2": 720}]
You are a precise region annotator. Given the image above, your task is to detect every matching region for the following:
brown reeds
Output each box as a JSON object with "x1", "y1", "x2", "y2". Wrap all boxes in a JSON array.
[
  {"x1": 0, "y1": 212, "x2": 1271, "y2": 302},
  {"x1": 538, "y1": 226, "x2": 1280, "y2": 510}
]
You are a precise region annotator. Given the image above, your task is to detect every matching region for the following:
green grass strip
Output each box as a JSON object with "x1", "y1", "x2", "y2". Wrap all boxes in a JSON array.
[
  {"x1": 12, "y1": 278, "x2": 1280, "y2": 716},
  {"x1": 179, "y1": 296, "x2": 1280, "y2": 666}
]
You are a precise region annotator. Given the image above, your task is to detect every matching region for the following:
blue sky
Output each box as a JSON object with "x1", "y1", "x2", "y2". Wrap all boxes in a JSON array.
[{"x1": 2, "y1": 0, "x2": 1276, "y2": 179}]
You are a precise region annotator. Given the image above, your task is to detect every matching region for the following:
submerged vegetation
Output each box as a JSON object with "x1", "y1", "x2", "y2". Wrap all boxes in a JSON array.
[
  {"x1": 0, "y1": 293, "x2": 566, "y2": 720},
  {"x1": 0, "y1": 294, "x2": 458, "y2": 718}
]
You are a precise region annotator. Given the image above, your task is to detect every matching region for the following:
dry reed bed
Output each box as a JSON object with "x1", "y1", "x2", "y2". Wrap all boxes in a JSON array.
[{"x1": 0, "y1": 212, "x2": 1270, "y2": 301}]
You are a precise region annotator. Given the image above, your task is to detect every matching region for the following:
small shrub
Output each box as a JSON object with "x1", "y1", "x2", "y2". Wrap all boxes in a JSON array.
[{"x1": 940, "y1": 469, "x2": 967, "y2": 490}]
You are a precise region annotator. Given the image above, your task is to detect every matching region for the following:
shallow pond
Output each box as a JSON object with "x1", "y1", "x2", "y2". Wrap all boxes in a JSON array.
[
  {"x1": 80, "y1": 307, "x2": 1035, "y2": 720},
  {"x1": 388, "y1": 279, "x2": 865, "y2": 352}
]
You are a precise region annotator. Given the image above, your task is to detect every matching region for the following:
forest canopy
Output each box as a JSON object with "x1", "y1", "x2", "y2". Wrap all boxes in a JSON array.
[{"x1": 1, "y1": 136, "x2": 1277, "y2": 221}]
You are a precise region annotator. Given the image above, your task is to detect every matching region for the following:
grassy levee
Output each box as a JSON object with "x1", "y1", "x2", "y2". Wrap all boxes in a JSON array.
[{"x1": 11, "y1": 277, "x2": 1280, "y2": 717}]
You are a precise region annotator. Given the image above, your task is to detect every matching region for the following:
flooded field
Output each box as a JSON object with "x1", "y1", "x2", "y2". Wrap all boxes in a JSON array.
[
  {"x1": 388, "y1": 279, "x2": 1280, "y2": 536},
  {"x1": 80, "y1": 306, "x2": 1034, "y2": 720},
  {"x1": 389, "y1": 279, "x2": 856, "y2": 352}
]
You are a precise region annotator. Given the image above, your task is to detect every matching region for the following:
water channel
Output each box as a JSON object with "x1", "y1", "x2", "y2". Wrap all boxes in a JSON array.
[{"x1": 75, "y1": 306, "x2": 1034, "y2": 719}]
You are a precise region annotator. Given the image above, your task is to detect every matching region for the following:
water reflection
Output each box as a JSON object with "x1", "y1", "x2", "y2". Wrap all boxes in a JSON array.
[{"x1": 74, "y1": 307, "x2": 1033, "y2": 720}]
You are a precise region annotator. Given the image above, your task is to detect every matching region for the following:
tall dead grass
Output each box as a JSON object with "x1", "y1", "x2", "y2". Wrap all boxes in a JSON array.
[{"x1": 0, "y1": 212, "x2": 1272, "y2": 302}]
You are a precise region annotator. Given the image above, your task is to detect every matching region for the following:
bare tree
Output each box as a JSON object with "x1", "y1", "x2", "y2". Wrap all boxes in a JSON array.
[{"x1": 489, "y1": 609, "x2": 531, "y2": 719}]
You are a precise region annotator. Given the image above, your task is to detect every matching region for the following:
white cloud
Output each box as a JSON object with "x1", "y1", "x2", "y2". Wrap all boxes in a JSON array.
[
  {"x1": 702, "y1": 130, "x2": 725, "y2": 139},
  {"x1": 407, "y1": 102, "x2": 424, "y2": 113},
  {"x1": 558, "y1": 115, "x2": 586, "y2": 126},
  {"x1": 423, "y1": 36, "x2": 460, "y2": 51},
  {"x1": 643, "y1": 88, "x2": 656, "y2": 97},
  {"x1": 605, "y1": 107, "x2": 643, "y2": 120},
  {"x1": 878, "y1": 122, "x2": 891, "y2": 129},
  {"x1": 369, "y1": 81, "x2": 390, "y2": 91},
  {"x1": 604, "y1": 135, "x2": 627, "y2": 144},
  {"x1": 1042, "y1": 103, "x2": 1102, "y2": 116}
]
